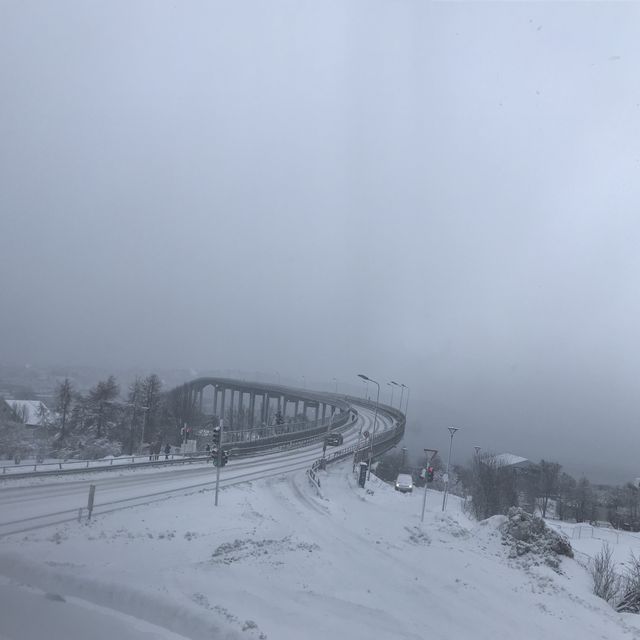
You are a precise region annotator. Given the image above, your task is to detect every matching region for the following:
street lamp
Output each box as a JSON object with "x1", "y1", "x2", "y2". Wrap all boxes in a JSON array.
[
  {"x1": 390, "y1": 380, "x2": 402, "y2": 408},
  {"x1": 442, "y1": 427, "x2": 459, "y2": 511},
  {"x1": 357, "y1": 374, "x2": 380, "y2": 480},
  {"x1": 302, "y1": 375, "x2": 306, "y2": 389},
  {"x1": 333, "y1": 377, "x2": 338, "y2": 394},
  {"x1": 401, "y1": 383, "x2": 410, "y2": 416},
  {"x1": 387, "y1": 382, "x2": 395, "y2": 407},
  {"x1": 393, "y1": 382, "x2": 405, "y2": 416},
  {"x1": 275, "y1": 371, "x2": 280, "y2": 384}
]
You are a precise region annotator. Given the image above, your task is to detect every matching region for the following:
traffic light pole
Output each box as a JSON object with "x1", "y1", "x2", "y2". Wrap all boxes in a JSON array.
[
  {"x1": 421, "y1": 449, "x2": 438, "y2": 523},
  {"x1": 214, "y1": 419, "x2": 223, "y2": 507}
]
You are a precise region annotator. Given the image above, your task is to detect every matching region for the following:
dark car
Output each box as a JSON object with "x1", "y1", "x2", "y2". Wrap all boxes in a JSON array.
[{"x1": 325, "y1": 432, "x2": 344, "y2": 446}]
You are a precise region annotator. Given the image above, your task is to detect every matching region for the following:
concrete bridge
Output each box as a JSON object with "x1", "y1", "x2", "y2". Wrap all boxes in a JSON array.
[{"x1": 172, "y1": 377, "x2": 351, "y2": 445}]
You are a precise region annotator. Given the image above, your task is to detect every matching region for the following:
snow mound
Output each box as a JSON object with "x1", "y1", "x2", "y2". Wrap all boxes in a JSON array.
[{"x1": 499, "y1": 507, "x2": 573, "y2": 571}]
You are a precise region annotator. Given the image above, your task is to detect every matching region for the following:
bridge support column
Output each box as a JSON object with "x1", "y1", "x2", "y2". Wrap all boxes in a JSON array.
[
  {"x1": 220, "y1": 388, "x2": 226, "y2": 424},
  {"x1": 315, "y1": 404, "x2": 320, "y2": 426},
  {"x1": 249, "y1": 392, "x2": 255, "y2": 429},
  {"x1": 322, "y1": 403, "x2": 327, "y2": 424},
  {"x1": 262, "y1": 393, "x2": 269, "y2": 424},
  {"x1": 213, "y1": 386, "x2": 218, "y2": 417},
  {"x1": 199, "y1": 390, "x2": 203, "y2": 413},
  {"x1": 229, "y1": 389, "x2": 235, "y2": 428}
]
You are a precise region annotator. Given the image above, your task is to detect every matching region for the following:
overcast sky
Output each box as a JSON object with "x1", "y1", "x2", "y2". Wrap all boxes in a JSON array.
[{"x1": 1, "y1": 2, "x2": 639, "y2": 482}]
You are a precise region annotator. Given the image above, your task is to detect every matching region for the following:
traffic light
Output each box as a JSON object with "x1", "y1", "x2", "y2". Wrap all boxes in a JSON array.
[
  {"x1": 211, "y1": 447, "x2": 228, "y2": 467},
  {"x1": 427, "y1": 466, "x2": 435, "y2": 483},
  {"x1": 212, "y1": 426, "x2": 221, "y2": 446}
]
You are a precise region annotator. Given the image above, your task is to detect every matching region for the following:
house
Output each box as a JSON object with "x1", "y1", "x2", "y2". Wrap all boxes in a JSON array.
[
  {"x1": 5, "y1": 399, "x2": 53, "y2": 426},
  {"x1": 491, "y1": 453, "x2": 535, "y2": 470},
  {"x1": 0, "y1": 398, "x2": 17, "y2": 422}
]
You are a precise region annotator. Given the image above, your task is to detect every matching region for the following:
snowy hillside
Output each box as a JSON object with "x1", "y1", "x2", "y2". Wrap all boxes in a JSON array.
[{"x1": 1, "y1": 463, "x2": 639, "y2": 639}]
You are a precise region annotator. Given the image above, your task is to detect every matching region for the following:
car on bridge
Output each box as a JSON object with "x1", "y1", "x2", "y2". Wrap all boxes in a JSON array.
[{"x1": 325, "y1": 433, "x2": 343, "y2": 446}]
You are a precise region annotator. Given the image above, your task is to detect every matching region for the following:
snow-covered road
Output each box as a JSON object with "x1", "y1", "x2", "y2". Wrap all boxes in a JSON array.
[
  {"x1": 2, "y1": 456, "x2": 638, "y2": 640},
  {"x1": 0, "y1": 404, "x2": 393, "y2": 537}
]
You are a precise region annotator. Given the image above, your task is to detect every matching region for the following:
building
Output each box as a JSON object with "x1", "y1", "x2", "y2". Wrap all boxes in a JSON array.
[
  {"x1": 3, "y1": 399, "x2": 53, "y2": 426},
  {"x1": 0, "y1": 398, "x2": 17, "y2": 423}
]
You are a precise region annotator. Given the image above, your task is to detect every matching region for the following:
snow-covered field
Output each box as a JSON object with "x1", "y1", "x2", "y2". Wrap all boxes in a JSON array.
[
  {"x1": 549, "y1": 520, "x2": 640, "y2": 572},
  {"x1": 2, "y1": 460, "x2": 640, "y2": 640}
]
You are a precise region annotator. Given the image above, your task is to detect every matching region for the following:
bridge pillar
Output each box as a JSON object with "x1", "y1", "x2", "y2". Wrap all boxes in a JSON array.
[
  {"x1": 249, "y1": 392, "x2": 255, "y2": 428},
  {"x1": 262, "y1": 393, "x2": 269, "y2": 424},
  {"x1": 322, "y1": 403, "x2": 327, "y2": 424},
  {"x1": 315, "y1": 404, "x2": 320, "y2": 426},
  {"x1": 220, "y1": 388, "x2": 226, "y2": 424},
  {"x1": 198, "y1": 390, "x2": 203, "y2": 413},
  {"x1": 229, "y1": 389, "x2": 235, "y2": 428},
  {"x1": 213, "y1": 386, "x2": 218, "y2": 417}
]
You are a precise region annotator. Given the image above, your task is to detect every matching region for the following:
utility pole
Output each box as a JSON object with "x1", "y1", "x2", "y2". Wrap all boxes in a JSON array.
[
  {"x1": 442, "y1": 427, "x2": 459, "y2": 511},
  {"x1": 422, "y1": 449, "x2": 438, "y2": 522},
  {"x1": 214, "y1": 419, "x2": 224, "y2": 506},
  {"x1": 357, "y1": 374, "x2": 380, "y2": 480}
]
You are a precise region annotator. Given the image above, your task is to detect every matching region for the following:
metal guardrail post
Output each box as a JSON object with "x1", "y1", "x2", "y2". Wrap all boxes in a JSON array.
[{"x1": 87, "y1": 484, "x2": 96, "y2": 520}]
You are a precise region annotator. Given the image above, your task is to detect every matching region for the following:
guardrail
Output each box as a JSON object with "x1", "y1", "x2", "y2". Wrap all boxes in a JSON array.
[
  {"x1": 1, "y1": 411, "x2": 359, "y2": 481},
  {"x1": 1, "y1": 452, "x2": 198, "y2": 476}
]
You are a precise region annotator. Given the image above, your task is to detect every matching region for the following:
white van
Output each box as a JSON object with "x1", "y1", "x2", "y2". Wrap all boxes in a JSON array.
[{"x1": 395, "y1": 473, "x2": 413, "y2": 493}]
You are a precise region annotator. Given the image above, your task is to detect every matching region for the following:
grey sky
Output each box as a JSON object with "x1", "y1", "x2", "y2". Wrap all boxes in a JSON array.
[{"x1": 1, "y1": 2, "x2": 639, "y2": 482}]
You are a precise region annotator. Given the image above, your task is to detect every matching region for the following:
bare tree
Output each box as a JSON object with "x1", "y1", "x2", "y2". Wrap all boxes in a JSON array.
[
  {"x1": 126, "y1": 377, "x2": 145, "y2": 455},
  {"x1": 88, "y1": 375, "x2": 119, "y2": 438},
  {"x1": 556, "y1": 472, "x2": 577, "y2": 521},
  {"x1": 55, "y1": 378, "x2": 73, "y2": 439},
  {"x1": 142, "y1": 374, "x2": 162, "y2": 444},
  {"x1": 469, "y1": 453, "x2": 521, "y2": 520},
  {"x1": 575, "y1": 477, "x2": 595, "y2": 523},
  {"x1": 538, "y1": 460, "x2": 561, "y2": 518}
]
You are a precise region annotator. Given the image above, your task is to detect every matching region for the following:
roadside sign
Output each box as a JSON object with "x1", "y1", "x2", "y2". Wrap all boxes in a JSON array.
[
  {"x1": 197, "y1": 429, "x2": 213, "y2": 437},
  {"x1": 363, "y1": 430, "x2": 370, "y2": 438}
]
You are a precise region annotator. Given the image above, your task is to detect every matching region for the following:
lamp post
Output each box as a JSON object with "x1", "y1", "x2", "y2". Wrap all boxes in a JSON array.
[
  {"x1": 333, "y1": 377, "x2": 338, "y2": 394},
  {"x1": 391, "y1": 381, "x2": 402, "y2": 412},
  {"x1": 390, "y1": 381, "x2": 401, "y2": 408},
  {"x1": 302, "y1": 375, "x2": 306, "y2": 389},
  {"x1": 357, "y1": 374, "x2": 379, "y2": 480},
  {"x1": 402, "y1": 384, "x2": 410, "y2": 416},
  {"x1": 387, "y1": 382, "x2": 395, "y2": 408},
  {"x1": 275, "y1": 371, "x2": 280, "y2": 384},
  {"x1": 442, "y1": 427, "x2": 459, "y2": 511}
]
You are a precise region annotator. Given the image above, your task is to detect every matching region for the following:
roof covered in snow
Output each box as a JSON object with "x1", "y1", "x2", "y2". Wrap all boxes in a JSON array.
[
  {"x1": 7, "y1": 399, "x2": 53, "y2": 426},
  {"x1": 491, "y1": 453, "x2": 533, "y2": 468}
]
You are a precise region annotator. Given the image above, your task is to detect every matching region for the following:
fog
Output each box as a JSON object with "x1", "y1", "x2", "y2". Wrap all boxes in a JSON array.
[{"x1": 1, "y1": 2, "x2": 639, "y2": 483}]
